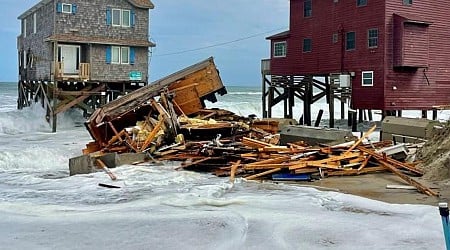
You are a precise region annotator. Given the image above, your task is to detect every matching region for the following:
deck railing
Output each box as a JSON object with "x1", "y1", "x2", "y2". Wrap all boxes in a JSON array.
[{"x1": 54, "y1": 62, "x2": 90, "y2": 81}]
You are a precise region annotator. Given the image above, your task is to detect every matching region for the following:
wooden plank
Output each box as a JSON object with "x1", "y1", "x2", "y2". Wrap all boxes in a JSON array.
[
  {"x1": 245, "y1": 168, "x2": 282, "y2": 181},
  {"x1": 357, "y1": 146, "x2": 423, "y2": 175},
  {"x1": 289, "y1": 152, "x2": 361, "y2": 170},
  {"x1": 324, "y1": 166, "x2": 386, "y2": 176},
  {"x1": 96, "y1": 159, "x2": 117, "y2": 181},
  {"x1": 377, "y1": 159, "x2": 438, "y2": 196},
  {"x1": 139, "y1": 118, "x2": 164, "y2": 152},
  {"x1": 54, "y1": 84, "x2": 105, "y2": 114},
  {"x1": 242, "y1": 137, "x2": 273, "y2": 148},
  {"x1": 229, "y1": 160, "x2": 241, "y2": 182},
  {"x1": 343, "y1": 124, "x2": 377, "y2": 155}
]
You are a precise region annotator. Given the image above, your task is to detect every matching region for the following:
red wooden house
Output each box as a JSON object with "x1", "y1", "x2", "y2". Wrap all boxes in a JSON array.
[{"x1": 266, "y1": 0, "x2": 450, "y2": 114}]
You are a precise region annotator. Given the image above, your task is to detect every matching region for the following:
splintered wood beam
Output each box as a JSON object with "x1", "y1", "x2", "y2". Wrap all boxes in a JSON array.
[
  {"x1": 229, "y1": 160, "x2": 241, "y2": 182},
  {"x1": 96, "y1": 159, "x2": 117, "y2": 181},
  {"x1": 343, "y1": 124, "x2": 377, "y2": 155},
  {"x1": 108, "y1": 122, "x2": 137, "y2": 152},
  {"x1": 357, "y1": 155, "x2": 372, "y2": 171},
  {"x1": 139, "y1": 118, "x2": 164, "y2": 152},
  {"x1": 242, "y1": 137, "x2": 273, "y2": 149},
  {"x1": 245, "y1": 168, "x2": 282, "y2": 181},
  {"x1": 243, "y1": 163, "x2": 294, "y2": 170},
  {"x1": 178, "y1": 157, "x2": 213, "y2": 170},
  {"x1": 357, "y1": 146, "x2": 423, "y2": 176},
  {"x1": 289, "y1": 152, "x2": 361, "y2": 170},
  {"x1": 325, "y1": 166, "x2": 386, "y2": 176},
  {"x1": 245, "y1": 155, "x2": 291, "y2": 166},
  {"x1": 378, "y1": 159, "x2": 438, "y2": 196}
]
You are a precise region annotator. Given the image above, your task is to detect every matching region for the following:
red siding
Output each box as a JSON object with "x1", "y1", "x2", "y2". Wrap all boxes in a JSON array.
[
  {"x1": 268, "y1": 0, "x2": 450, "y2": 110},
  {"x1": 385, "y1": 1, "x2": 450, "y2": 110}
]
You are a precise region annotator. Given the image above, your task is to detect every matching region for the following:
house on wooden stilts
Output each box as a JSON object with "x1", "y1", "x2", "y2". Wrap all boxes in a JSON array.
[
  {"x1": 17, "y1": 0, "x2": 155, "y2": 132},
  {"x1": 263, "y1": 0, "x2": 450, "y2": 129}
]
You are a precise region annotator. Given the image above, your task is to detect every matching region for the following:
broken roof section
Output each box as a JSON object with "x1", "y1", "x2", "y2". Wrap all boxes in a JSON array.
[{"x1": 86, "y1": 57, "x2": 226, "y2": 146}]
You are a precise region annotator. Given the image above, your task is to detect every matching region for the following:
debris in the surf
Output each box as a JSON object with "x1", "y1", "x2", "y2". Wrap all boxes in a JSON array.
[{"x1": 71, "y1": 57, "x2": 439, "y2": 197}]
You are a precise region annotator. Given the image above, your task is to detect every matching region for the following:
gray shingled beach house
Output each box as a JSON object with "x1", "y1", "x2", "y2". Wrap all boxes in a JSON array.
[{"x1": 18, "y1": 0, "x2": 155, "y2": 82}]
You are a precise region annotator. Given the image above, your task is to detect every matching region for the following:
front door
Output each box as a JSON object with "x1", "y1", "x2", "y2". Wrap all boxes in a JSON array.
[{"x1": 58, "y1": 45, "x2": 80, "y2": 74}]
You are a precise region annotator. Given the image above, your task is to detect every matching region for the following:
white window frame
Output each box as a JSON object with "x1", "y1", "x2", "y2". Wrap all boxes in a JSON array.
[
  {"x1": 33, "y1": 13, "x2": 37, "y2": 34},
  {"x1": 121, "y1": 47, "x2": 130, "y2": 64},
  {"x1": 62, "y1": 3, "x2": 72, "y2": 14},
  {"x1": 112, "y1": 46, "x2": 130, "y2": 64},
  {"x1": 23, "y1": 19, "x2": 27, "y2": 38},
  {"x1": 273, "y1": 41, "x2": 287, "y2": 58},
  {"x1": 111, "y1": 46, "x2": 121, "y2": 64},
  {"x1": 112, "y1": 9, "x2": 122, "y2": 27},
  {"x1": 362, "y1": 71, "x2": 374, "y2": 86},
  {"x1": 122, "y1": 10, "x2": 131, "y2": 27}
]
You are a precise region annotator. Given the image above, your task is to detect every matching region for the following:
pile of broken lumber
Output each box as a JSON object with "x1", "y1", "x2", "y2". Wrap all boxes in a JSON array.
[{"x1": 155, "y1": 125, "x2": 437, "y2": 197}]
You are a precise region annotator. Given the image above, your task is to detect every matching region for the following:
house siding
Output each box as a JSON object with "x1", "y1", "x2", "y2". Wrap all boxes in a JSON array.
[
  {"x1": 54, "y1": 0, "x2": 149, "y2": 41},
  {"x1": 18, "y1": 0, "x2": 152, "y2": 82},
  {"x1": 385, "y1": 1, "x2": 450, "y2": 110},
  {"x1": 18, "y1": 0, "x2": 55, "y2": 80},
  {"x1": 268, "y1": 0, "x2": 450, "y2": 111},
  {"x1": 90, "y1": 45, "x2": 148, "y2": 82}
]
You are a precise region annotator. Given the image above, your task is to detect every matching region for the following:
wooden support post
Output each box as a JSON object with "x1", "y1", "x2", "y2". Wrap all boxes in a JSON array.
[
  {"x1": 351, "y1": 110, "x2": 357, "y2": 132},
  {"x1": 268, "y1": 85, "x2": 274, "y2": 118},
  {"x1": 327, "y1": 76, "x2": 335, "y2": 128},
  {"x1": 303, "y1": 79, "x2": 312, "y2": 126},
  {"x1": 262, "y1": 73, "x2": 267, "y2": 118},
  {"x1": 358, "y1": 109, "x2": 364, "y2": 123},
  {"x1": 51, "y1": 81, "x2": 58, "y2": 132},
  {"x1": 433, "y1": 109, "x2": 438, "y2": 120},
  {"x1": 368, "y1": 109, "x2": 373, "y2": 121},
  {"x1": 422, "y1": 110, "x2": 427, "y2": 118},
  {"x1": 314, "y1": 109, "x2": 323, "y2": 127},
  {"x1": 245, "y1": 168, "x2": 282, "y2": 181}
]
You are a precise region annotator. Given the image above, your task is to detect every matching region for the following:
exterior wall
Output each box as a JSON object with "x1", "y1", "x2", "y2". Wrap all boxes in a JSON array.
[
  {"x1": 270, "y1": 0, "x2": 386, "y2": 109},
  {"x1": 54, "y1": 0, "x2": 149, "y2": 41},
  {"x1": 18, "y1": 0, "x2": 55, "y2": 80},
  {"x1": 90, "y1": 45, "x2": 148, "y2": 82},
  {"x1": 385, "y1": 1, "x2": 450, "y2": 110},
  {"x1": 18, "y1": 0, "x2": 151, "y2": 82},
  {"x1": 269, "y1": 36, "x2": 290, "y2": 74}
]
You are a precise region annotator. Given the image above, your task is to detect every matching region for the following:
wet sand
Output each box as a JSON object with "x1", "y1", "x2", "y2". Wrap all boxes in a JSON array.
[{"x1": 278, "y1": 173, "x2": 449, "y2": 206}]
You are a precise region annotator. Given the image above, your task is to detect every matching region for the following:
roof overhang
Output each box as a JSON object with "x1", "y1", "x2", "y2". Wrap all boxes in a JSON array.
[
  {"x1": 45, "y1": 34, "x2": 156, "y2": 47},
  {"x1": 394, "y1": 13, "x2": 432, "y2": 26},
  {"x1": 127, "y1": 0, "x2": 155, "y2": 9},
  {"x1": 266, "y1": 31, "x2": 290, "y2": 40},
  {"x1": 18, "y1": 0, "x2": 52, "y2": 19}
]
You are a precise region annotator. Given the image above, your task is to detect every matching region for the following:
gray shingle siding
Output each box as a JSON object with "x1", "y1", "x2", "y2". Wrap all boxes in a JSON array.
[
  {"x1": 18, "y1": 0, "x2": 55, "y2": 80},
  {"x1": 18, "y1": 0, "x2": 151, "y2": 82}
]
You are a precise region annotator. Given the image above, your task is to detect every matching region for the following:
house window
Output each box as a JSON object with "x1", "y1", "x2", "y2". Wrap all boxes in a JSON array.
[
  {"x1": 121, "y1": 47, "x2": 130, "y2": 64},
  {"x1": 273, "y1": 41, "x2": 287, "y2": 57},
  {"x1": 111, "y1": 9, "x2": 131, "y2": 27},
  {"x1": 332, "y1": 33, "x2": 338, "y2": 44},
  {"x1": 357, "y1": 0, "x2": 367, "y2": 6},
  {"x1": 403, "y1": 0, "x2": 412, "y2": 5},
  {"x1": 304, "y1": 0, "x2": 312, "y2": 17},
  {"x1": 362, "y1": 71, "x2": 374, "y2": 86},
  {"x1": 62, "y1": 3, "x2": 72, "y2": 13},
  {"x1": 346, "y1": 32, "x2": 355, "y2": 50},
  {"x1": 368, "y1": 28, "x2": 378, "y2": 48},
  {"x1": 33, "y1": 13, "x2": 37, "y2": 34},
  {"x1": 303, "y1": 38, "x2": 312, "y2": 52},
  {"x1": 111, "y1": 46, "x2": 130, "y2": 64},
  {"x1": 122, "y1": 10, "x2": 131, "y2": 27},
  {"x1": 112, "y1": 9, "x2": 121, "y2": 26},
  {"x1": 23, "y1": 19, "x2": 27, "y2": 38}
]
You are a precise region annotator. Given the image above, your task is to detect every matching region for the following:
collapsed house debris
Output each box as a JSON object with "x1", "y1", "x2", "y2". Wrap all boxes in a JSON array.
[{"x1": 69, "y1": 57, "x2": 439, "y2": 197}]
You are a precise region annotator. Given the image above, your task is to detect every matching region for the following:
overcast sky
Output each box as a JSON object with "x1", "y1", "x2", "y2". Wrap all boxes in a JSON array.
[{"x1": 0, "y1": 0, "x2": 289, "y2": 85}]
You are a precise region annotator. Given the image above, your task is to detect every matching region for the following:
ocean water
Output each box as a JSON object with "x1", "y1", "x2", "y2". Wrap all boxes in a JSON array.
[{"x1": 0, "y1": 82, "x2": 446, "y2": 249}]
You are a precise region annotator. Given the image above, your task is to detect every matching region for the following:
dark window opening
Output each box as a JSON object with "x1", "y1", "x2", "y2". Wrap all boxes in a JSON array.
[
  {"x1": 368, "y1": 28, "x2": 378, "y2": 48},
  {"x1": 346, "y1": 32, "x2": 356, "y2": 50},
  {"x1": 357, "y1": 0, "x2": 367, "y2": 7},
  {"x1": 304, "y1": 0, "x2": 312, "y2": 17},
  {"x1": 303, "y1": 38, "x2": 312, "y2": 52}
]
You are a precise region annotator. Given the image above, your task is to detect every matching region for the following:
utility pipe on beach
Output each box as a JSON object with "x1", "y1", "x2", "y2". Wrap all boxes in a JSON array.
[{"x1": 439, "y1": 202, "x2": 450, "y2": 250}]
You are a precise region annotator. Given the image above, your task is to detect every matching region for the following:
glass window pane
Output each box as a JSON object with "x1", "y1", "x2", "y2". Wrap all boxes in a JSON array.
[
  {"x1": 121, "y1": 47, "x2": 129, "y2": 64},
  {"x1": 122, "y1": 10, "x2": 130, "y2": 27},
  {"x1": 112, "y1": 47, "x2": 120, "y2": 63},
  {"x1": 274, "y1": 42, "x2": 286, "y2": 57},
  {"x1": 112, "y1": 9, "x2": 121, "y2": 26},
  {"x1": 62, "y1": 4, "x2": 72, "y2": 13}
]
